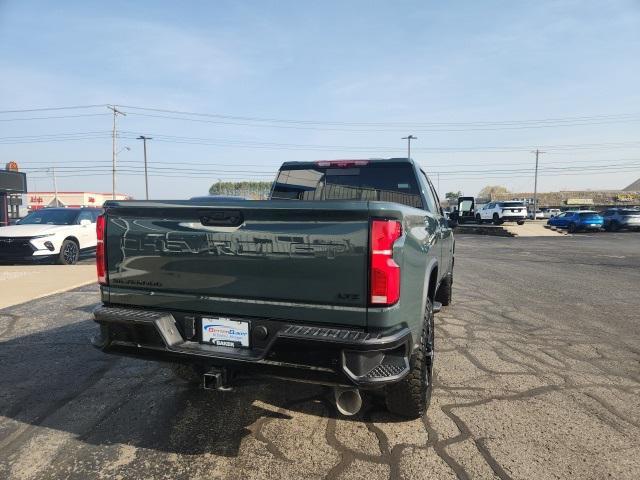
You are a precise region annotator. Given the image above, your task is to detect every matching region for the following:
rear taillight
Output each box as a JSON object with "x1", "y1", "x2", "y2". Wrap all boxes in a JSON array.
[
  {"x1": 370, "y1": 219, "x2": 402, "y2": 306},
  {"x1": 96, "y1": 214, "x2": 107, "y2": 285}
]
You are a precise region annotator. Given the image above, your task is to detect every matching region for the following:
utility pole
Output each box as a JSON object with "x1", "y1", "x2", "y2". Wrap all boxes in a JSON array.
[
  {"x1": 531, "y1": 149, "x2": 545, "y2": 218},
  {"x1": 137, "y1": 136, "x2": 153, "y2": 200},
  {"x1": 402, "y1": 135, "x2": 417, "y2": 159},
  {"x1": 107, "y1": 105, "x2": 126, "y2": 199},
  {"x1": 52, "y1": 166, "x2": 59, "y2": 207}
]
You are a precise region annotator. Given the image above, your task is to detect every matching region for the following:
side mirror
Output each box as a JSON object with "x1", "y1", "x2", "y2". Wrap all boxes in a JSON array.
[{"x1": 80, "y1": 219, "x2": 92, "y2": 226}]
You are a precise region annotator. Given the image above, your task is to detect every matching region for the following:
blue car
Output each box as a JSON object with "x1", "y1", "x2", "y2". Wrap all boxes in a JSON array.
[{"x1": 547, "y1": 210, "x2": 604, "y2": 233}]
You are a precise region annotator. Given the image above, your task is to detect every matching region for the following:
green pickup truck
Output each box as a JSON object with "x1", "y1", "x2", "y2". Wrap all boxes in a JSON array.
[{"x1": 92, "y1": 158, "x2": 454, "y2": 418}]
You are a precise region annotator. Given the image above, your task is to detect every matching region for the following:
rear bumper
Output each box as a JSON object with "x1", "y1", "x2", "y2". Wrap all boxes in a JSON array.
[
  {"x1": 92, "y1": 305, "x2": 413, "y2": 388},
  {"x1": 579, "y1": 223, "x2": 603, "y2": 229}
]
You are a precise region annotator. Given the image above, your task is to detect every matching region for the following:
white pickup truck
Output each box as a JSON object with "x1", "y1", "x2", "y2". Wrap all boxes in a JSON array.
[
  {"x1": 0, "y1": 207, "x2": 101, "y2": 264},
  {"x1": 476, "y1": 201, "x2": 527, "y2": 225}
]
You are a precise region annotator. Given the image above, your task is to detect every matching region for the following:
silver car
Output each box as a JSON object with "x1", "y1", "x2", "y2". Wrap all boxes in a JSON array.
[{"x1": 602, "y1": 208, "x2": 640, "y2": 231}]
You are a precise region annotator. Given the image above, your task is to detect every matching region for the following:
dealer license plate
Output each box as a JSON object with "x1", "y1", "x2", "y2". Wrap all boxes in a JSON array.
[
  {"x1": 590, "y1": 224, "x2": 597, "y2": 227},
  {"x1": 202, "y1": 317, "x2": 250, "y2": 348}
]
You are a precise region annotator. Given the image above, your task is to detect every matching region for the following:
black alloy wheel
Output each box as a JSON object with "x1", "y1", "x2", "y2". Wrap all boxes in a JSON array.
[{"x1": 58, "y1": 239, "x2": 79, "y2": 265}]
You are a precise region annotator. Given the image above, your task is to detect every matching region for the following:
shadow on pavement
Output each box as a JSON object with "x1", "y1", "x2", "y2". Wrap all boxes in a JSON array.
[{"x1": 0, "y1": 317, "x2": 402, "y2": 458}]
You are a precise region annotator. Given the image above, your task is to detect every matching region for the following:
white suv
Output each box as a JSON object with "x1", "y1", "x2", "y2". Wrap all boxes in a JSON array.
[
  {"x1": 476, "y1": 201, "x2": 527, "y2": 225},
  {"x1": 542, "y1": 208, "x2": 561, "y2": 219},
  {"x1": 0, "y1": 207, "x2": 101, "y2": 264}
]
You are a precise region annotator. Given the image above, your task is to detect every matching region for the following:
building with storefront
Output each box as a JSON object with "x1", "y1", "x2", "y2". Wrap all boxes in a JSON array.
[
  {"x1": 27, "y1": 191, "x2": 131, "y2": 210},
  {"x1": 491, "y1": 187, "x2": 640, "y2": 210}
]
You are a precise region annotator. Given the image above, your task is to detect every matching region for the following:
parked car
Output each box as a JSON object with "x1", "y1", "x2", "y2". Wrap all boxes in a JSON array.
[
  {"x1": 602, "y1": 208, "x2": 640, "y2": 231},
  {"x1": 541, "y1": 208, "x2": 561, "y2": 218},
  {"x1": 476, "y1": 201, "x2": 526, "y2": 225},
  {"x1": 547, "y1": 210, "x2": 604, "y2": 233},
  {"x1": 0, "y1": 207, "x2": 101, "y2": 264},
  {"x1": 92, "y1": 158, "x2": 454, "y2": 418},
  {"x1": 528, "y1": 210, "x2": 544, "y2": 220}
]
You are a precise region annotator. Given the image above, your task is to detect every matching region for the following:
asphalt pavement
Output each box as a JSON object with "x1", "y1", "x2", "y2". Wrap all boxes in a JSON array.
[{"x1": 0, "y1": 233, "x2": 639, "y2": 479}]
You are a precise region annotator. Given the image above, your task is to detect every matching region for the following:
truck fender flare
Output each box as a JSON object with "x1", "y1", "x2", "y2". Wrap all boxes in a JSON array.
[{"x1": 419, "y1": 258, "x2": 439, "y2": 321}]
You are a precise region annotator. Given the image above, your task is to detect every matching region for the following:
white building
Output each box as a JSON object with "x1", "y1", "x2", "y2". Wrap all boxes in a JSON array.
[{"x1": 27, "y1": 191, "x2": 131, "y2": 210}]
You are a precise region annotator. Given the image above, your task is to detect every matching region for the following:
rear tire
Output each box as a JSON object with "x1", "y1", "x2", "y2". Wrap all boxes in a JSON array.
[
  {"x1": 517, "y1": 220, "x2": 525, "y2": 225},
  {"x1": 57, "y1": 239, "x2": 79, "y2": 265},
  {"x1": 476, "y1": 214, "x2": 482, "y2": 224},
  {"x1": 568, "y1": 222, "x2": 578, "y2": 233},
  {"x1": 435, "y1": 272, "x2": 453, "y2": 306},
  {"x1": 385, "y1": 299, "x2": 434, "y2": 419},
  {"x1": 492, "y1": 213, "x2": 501, "y2": 225}
]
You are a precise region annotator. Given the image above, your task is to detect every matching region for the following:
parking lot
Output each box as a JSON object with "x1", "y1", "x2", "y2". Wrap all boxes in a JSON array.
[{"x1": 1, "y1": 233, "x2": 639, "y2": 480}]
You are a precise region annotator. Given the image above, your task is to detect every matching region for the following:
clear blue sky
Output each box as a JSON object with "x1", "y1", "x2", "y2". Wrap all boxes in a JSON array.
[{"x1": 1, "y1": 0, "x2": 639, "y2": 199}]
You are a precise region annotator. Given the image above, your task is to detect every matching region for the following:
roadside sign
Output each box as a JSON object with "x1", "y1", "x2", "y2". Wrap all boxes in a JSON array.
[{"x1": 0, "y1": 170, "x2": 28, "y2": 193}]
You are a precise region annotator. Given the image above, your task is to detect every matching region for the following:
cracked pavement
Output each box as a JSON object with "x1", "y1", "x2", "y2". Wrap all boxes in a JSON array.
[{"x1": 1, "y1": 233, "x2": 639, "y2": 479}]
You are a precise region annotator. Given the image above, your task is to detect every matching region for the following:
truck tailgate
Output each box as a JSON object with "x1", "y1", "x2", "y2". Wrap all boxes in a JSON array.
[{"x1": 103, "y1": 200, "x2": 370, "y2": 326}]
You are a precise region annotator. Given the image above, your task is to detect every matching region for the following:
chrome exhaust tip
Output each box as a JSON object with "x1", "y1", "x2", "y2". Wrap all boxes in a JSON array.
[{"x1": 333, "y1": 387, "x2": 362, "y2": 416}]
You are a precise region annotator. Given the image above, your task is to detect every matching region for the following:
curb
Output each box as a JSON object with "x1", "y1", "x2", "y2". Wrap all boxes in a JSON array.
[{"x1": 0, "y1": 279, "x2": 97, "y2": 311}]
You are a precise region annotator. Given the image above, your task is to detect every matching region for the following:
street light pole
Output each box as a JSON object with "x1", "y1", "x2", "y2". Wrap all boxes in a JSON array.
[
  {"x1": 107, "y1": 105, "x2": 126, "y2": 199},
  {"x1": 137, "y1": 136, "x2": 152, "y2": 200},
  {"x1": 402, "y1": 135, "x2": 417, "y2": 159}
]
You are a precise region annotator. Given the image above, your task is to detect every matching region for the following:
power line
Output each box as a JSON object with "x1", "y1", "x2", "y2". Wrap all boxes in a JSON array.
[
  {"x1": 0, "y1": 131, "x2": 111, "y2": 140},
  {"x1": 20, "y1": 161, "x2": 640, "y2": 177},
  {"x1": 117, "y1": 131, "x2": 640, "y2": 152},
  {"x1": 118, "y1": 104, "x2": 640, "y2": 127},
  {"x1": 0, "y1": 113, "x2": 112, "y2": 122},
  {"x1": 2, "y1": 127, "x2": 640, "y2": 154},
  {"x1": 2, "y1": 103, "x2": 638, "y2": 126},
  {"x1": 28, "y1": 166, "x2": 640, "y2": 182},
  {"x1": 122, "y1": 111, "x2": 640, "y2": 133},
  {"x1": 0, "y1": 135, "x2": 113, "y2": 144},
  {"x1": 0, "y1": 104, "x2": 107, "y2": 114},
  {"x1": 14, "y1": 155, "x2": 640, "y2": 170},
  {"x1": 2, "y1": 103, "x2": 639, "y2": 131}
]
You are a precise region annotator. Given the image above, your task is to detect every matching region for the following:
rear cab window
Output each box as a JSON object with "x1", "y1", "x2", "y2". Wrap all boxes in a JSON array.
[{"x1": 271, "y1": 161, "x2": 424, "y2": 209}]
